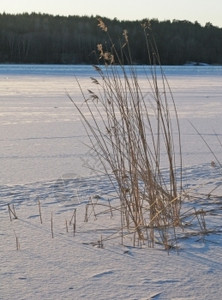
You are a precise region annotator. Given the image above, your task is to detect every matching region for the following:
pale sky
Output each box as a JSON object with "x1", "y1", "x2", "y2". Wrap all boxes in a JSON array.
[{"x1": 0, "y1": 0, "x2": 221, "y2": 27}]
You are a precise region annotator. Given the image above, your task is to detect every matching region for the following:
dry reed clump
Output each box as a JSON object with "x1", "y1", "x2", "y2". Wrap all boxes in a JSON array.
[{"x1": 69, "y1": 18, "x2": 183, "y2": 250}]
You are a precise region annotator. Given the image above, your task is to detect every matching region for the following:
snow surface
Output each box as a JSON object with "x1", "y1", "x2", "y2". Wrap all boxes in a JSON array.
[{"x1": 0, "y1": 65, "x2": 222, "y2": 300}]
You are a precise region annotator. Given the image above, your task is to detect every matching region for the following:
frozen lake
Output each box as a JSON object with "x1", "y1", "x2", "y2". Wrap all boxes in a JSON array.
[
  {"x1": 1, "y1": 64, "x2": 222, "y2": 300},
  {"x1": 0, "y1": 64, "x2": 222, "y2": 185}
]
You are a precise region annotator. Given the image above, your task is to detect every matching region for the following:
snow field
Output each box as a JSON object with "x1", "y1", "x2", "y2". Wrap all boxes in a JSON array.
[{"x1": 1, "y1": 65, "x2": 222, "y2": 299}]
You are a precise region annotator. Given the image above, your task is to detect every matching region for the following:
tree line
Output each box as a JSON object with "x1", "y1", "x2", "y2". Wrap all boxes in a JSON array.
[{"x1": 0, "y1": 13, "x2": 222, "y2": 65}]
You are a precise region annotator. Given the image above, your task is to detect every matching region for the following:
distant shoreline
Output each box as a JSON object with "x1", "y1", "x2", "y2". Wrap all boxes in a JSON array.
[{"x1": 1, "y1": 13, "x2": 222, "y2": 65}]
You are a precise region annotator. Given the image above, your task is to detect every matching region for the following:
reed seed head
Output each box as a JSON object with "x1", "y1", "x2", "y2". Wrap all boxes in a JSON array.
[{"x1": 97, "y1": 18, "x2": 108, "y2": 32}]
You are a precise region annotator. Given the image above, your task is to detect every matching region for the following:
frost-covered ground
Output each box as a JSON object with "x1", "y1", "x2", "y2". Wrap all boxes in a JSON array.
[{"x1": 0, "y1": 65, "x2": 222, "y2": 300}]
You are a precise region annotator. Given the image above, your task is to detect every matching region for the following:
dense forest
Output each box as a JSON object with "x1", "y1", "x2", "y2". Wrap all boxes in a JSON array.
[{"x1": 0, "y1": 13, "x2": 222, "y2": 65}]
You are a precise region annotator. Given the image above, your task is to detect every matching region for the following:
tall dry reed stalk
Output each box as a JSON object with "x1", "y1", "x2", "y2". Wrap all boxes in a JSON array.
[{"x1": 69, "y1": 19, "x2": 183, "y2": 249}]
